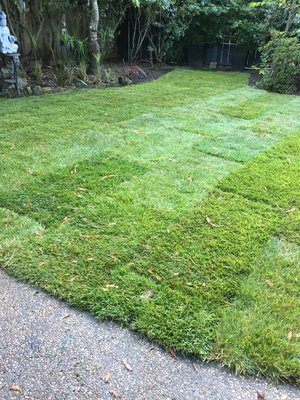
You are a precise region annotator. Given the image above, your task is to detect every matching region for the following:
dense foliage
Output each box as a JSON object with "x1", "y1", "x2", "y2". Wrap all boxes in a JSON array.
[
  {"x1": 0, "y1": 0, "x2": 299, "y2": 89},
  {"x1": 259, "y1": 31, "x2": 300, "y2": 93}
]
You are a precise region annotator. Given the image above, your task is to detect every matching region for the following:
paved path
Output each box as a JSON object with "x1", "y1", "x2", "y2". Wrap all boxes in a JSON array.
[{"x1": 0, "y1": 272, "x2": 299, "y2": 400}]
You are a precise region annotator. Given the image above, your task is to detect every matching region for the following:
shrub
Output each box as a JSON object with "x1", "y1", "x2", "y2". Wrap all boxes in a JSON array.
[{"x1": 258, "y1": 31, "x2": 300, "y2": 94}]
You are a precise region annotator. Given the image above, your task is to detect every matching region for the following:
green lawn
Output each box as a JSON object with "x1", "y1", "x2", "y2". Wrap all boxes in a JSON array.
[{"x1": 1, "y1": 70, "x2": 299, "y2": 382}]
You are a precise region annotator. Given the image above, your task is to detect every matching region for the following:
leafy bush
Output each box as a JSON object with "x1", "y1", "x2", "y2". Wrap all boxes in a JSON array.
[{"x1": 259, "y1": 31, "x2": 300, "y2": 94}]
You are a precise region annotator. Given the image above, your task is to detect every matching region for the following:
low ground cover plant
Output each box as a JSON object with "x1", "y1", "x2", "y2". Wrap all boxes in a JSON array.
[{"x1": 0, "y1": 70, "x2": 299, "y2": 382}]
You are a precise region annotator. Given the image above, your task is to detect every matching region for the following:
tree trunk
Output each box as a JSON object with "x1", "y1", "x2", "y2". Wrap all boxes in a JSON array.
[
  {"x1": 88, "y1": 0, "x2": 100, "y2": 74},
  {"x1": 285, "y1": 0, "x2": 298, "y2": 33}
]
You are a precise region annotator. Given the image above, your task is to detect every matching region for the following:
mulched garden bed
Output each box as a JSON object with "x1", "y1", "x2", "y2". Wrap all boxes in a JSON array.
[{"x1": 0, "y1": 62, "x2": 174, "y2": 98}]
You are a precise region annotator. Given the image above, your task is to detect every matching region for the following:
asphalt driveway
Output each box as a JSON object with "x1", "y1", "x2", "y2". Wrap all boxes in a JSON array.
[{"x1": 0, "y1": 271, "x2": 299, "y2": 400}]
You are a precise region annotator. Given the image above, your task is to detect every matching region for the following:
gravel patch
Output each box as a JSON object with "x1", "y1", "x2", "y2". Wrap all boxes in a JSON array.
[{"x1": 0, "y1": 271, "x2": 299, "y2": 400}]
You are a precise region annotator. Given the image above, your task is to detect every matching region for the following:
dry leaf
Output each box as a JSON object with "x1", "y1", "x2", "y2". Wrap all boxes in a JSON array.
[
  {"x1": 173, "y1": 272, "x2": 180, "y2": 277},
  {"x1": 132, "y1": 129, "x2": 144, "y2": 135},
  {"x1": 287, "y1": 331, "x2": 293, "y2": 340},
  {"x1": 205, "y1": 216, "x2": 220, "y2": 228},
  {"x1": 281, "y1": 395, "x2": 289, "y2": 400},
  {"x1": 122, "y1": 358, "x2": 133, "y2": 372},
  {"x1": 0, "y1": 383, "x2": 5, "y2": 390},
  {"x1": 62, "y1": 314, "x2": 70, "y2": 320},
  {"x1": 257, "y1": 392, "x2": 265, "y2": 400},
  {"x1": 154, "y1": 275, "x2": 162, "y2": 281},
  {"x1": 101, "y1": 174, "x2": 118, "y2": 180},
  {"x1": 294, "y1": 333, "x2": 300, "y2": 338},
  {"x1": 105, "y1": 284, "x2": 119, "y2": 289},
  {"x1": 10, "y1": 385, "x2": 21, "y2": 392},
  {"x1": 103, "y1": 372, "x2": 111, "y2": 383},
  {"x1": 80, "y1": 235, "x2": 101, "y2": 239},
  {"x1": 82, "y1": 218, "x2": 101, "y2": 229},
  {"x1": 286, "y1": 208, "x2": 296, "y2": 213},
  {"x1": 122, "y1": 359, "x2": 133, "y2": 372},
  {"x1": 168, "y1": 348, "x2": 177, "y2": 359},
  {"x1": 71, "y1": 165, "x2": 78, "y2": 174},
  {"x1": 147, "y1": 269, "x2": 154, "y2": 275},
  {"x1": 266, "y1": 280, "x2": 274, "y2": 287},
  {"x1": 109, "y1": 389, "x2": 118, "y2": 398},
  {"x1": 187, "y1": 176, "x2": 193, "y2": 184},
  {"x1": 27, "y1": 168, "x2": 33, "y2": 175},
  {"x1": 140, "y1": 290, "x2": 153, "y2": 301},
  {"x1": 192, "y1": 363, "x2": 199, "y2": 372}
]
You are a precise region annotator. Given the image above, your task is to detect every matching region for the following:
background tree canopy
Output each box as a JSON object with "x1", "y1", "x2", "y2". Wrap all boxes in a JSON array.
[{"x1": 0, "y1": 0, "x2": 299, "y2": 83}]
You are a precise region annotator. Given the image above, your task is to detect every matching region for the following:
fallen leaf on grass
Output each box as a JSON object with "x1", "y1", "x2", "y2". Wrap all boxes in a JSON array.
[
  {"x1": 147, "y1": 269, "x2": 154, "y2": 275},
  {"x1": 10, "y1": 385, "x2": 21, "y2": 392},
  {"x1": 266, "y1": 280, "x2": 274, "y2": 287},
  {"x1": 80, "y1": 235, "x2": 102, "y2": 239},
  {"x1": 103, "y1": 372, "x2": 111, "y2": 383},
  {"x1": 27, "y1": 168, "x2": 33, "y2": 175},
  {"x1": 286, "y1": 208, "x2": 296, "y2": 213},
  {"x1": 205, "y1": 216, "x2": 221, "y2": 228},
  {"x1": 288, "y1": 332, "x2": 300, "y2": 340},
  {"x1": 103, "y1": 284, "x2": 119, "y2": 292},
  {"x1": 101, "y1": 174, "x2": 118, "y2": 180},
  {"x1": 140, "y1": 290, "x2": 154, "y2": 301},
  {"x1": 109, "y1": 389, "x2": 118, "y2": 398},
  {"x1": 187, "y1": 176, "x2": 193, "y2": 184},
  {"x1": 284, "y1": 303, "x2": 292, "y2": 308},
  {"x1": 81, "y1": 218, "x2": 101, "y2": 229},
  {"x1": 132, "y1": 129, "x2": 144, "y2": 135},
  {"x1": 122, "y1": 359, "x2": 133, "y2": 371},
  {"x1": 71, "y1": 165, "x2": 78, "y2": 174}
]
